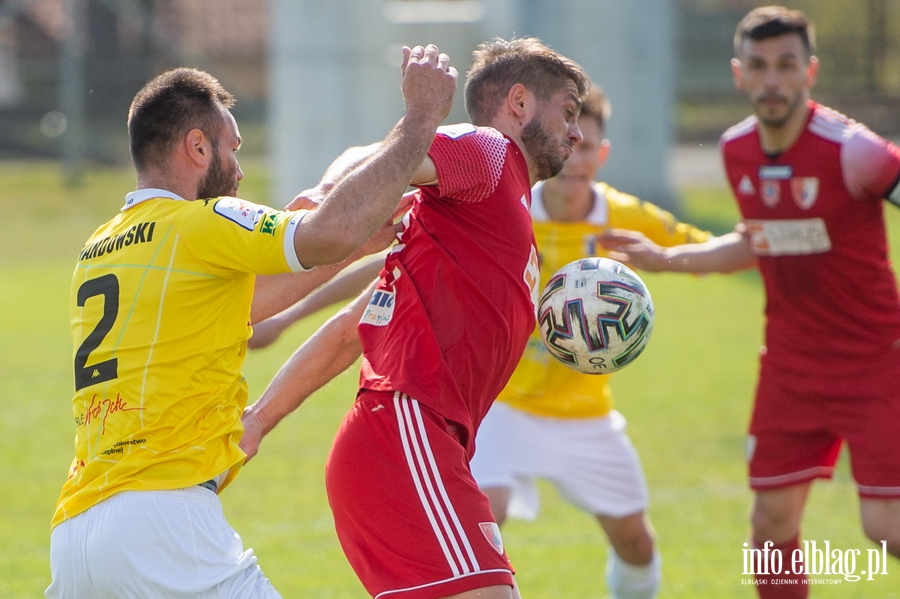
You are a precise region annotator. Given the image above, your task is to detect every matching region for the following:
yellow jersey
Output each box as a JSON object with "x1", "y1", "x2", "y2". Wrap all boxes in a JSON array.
[
  {"x1": 497, "y1": 181, "x2": 710, "y2": 419},
  {"x1": 53, "y1": 189, "x2": 306, "y2": 528}
]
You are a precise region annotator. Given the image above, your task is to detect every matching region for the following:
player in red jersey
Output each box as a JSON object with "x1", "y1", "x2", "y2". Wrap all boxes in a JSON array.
[
  {"x1": 242, "y1": 38, "x2": 588, "y2": 599},
  {"x1": 602, "y1": 6, "x2": 900, "y2": 598}
]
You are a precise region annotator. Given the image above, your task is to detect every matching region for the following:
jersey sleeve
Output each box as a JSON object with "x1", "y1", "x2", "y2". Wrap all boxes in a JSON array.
[
  {"x1": 167, "y1": 198, "x2": 309, "y2": 276},
  {"x1": 604, "y1": 185, "x2": 712, "y2": 246},
  {"x1": 841, "y1": 125, "x2": 900, "y2": 205},
  {"x1": 426, "y1": 124, "x2": 510, "y2": 203}
]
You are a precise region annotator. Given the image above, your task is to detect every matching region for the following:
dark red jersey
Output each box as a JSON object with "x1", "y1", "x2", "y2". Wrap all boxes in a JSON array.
[
  {"x1": 722, "y1": 102, "x2": 900, "y2": 373},
  {"x1": 358, "y1": 125, "x2": 540, "y2": 454}
]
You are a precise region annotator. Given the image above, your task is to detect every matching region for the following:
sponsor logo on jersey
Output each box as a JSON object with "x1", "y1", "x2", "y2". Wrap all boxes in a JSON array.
[
  {"x1": 758, "y1": 165, "x2": 793, "y2": 180},
  {"x1": 213, "y1": 197, "x2": 265, "y2": 231},
  {"x1": 761, "y1": 180, "x2": 781, "y2": 207},
  {"x1": 791, "y1": 177, "x2": 819, "y2": 209},
  {"x1": 744, "y1": 218, "x2": 831, "y2": 256},
  {"x1": 79, "y1": 221, "x2": 156, "y2": 261},
  {"x1": 738, "y1": 175, "x2": 755, "y2": 195},
  {"x1": 361, "y1": 289, "x2": 395, "y2": 326},
  {"x1": 479, "y1": 522, "x2": 504, "y2": 555},
  {"x1": 258, "y1": 212, "x2": 280, "y2": 236}
]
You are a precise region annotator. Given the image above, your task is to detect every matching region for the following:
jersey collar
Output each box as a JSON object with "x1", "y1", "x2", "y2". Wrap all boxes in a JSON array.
[{"x1": 123, "y1": 188, "x2": 185, "y2": 211}]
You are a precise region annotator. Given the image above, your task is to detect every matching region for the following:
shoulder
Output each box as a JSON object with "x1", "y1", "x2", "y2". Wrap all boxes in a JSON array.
[{"x1": 720, "y1": 114, "x2": 758, "y2": 146}]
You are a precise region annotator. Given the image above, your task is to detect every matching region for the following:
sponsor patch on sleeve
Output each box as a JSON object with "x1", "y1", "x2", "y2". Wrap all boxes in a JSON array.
[{"x1": 213, "y1": 197, "x2": 265, "y2": 231}]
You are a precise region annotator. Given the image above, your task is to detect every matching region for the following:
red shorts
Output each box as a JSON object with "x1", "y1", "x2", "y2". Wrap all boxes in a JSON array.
[
  {"x1": 325, "y1": 390, "x2": 515, "y2": 599},
  {"x1": 748, "y1": 350, "x2": 900, "y2": 499}
]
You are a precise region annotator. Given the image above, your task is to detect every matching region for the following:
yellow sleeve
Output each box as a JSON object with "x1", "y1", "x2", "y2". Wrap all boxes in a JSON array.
[
  {"x1": 163, "y1": 197, "x2": 307, "y2": 276},
  {"x1": 603, "y1": 184, "x2": 711, "y2": 247}
]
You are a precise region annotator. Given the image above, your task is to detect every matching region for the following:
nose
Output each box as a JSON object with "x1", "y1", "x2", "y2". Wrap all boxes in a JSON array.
[
  {"x1": 236, "y1": 163, "x2": 245, "y2": 181},
  {"x1": 569, "y1": 121, "x2": 583, "y2": 146}
]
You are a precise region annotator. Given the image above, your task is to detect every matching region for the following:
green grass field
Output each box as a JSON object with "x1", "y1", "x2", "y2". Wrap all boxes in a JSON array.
[{"x1": 1, "y1": 160, "x2": 898, "y2": 598}]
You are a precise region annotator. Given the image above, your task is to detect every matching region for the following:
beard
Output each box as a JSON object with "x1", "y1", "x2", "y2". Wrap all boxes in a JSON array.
[
  {"x1": 520, "y1": 112, "x2": 567, "y2": 182},
  {"x1": 196, "y1": 149, "x2": 238, "y2": 199},
  {"x1": 753, "y1": 89, "x2": 806, "y2": 129}
]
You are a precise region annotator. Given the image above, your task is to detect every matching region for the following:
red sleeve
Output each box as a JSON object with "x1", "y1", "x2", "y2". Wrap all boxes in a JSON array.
[
  {"x1": 426, "y1": 124, "x2": 510, "y2": 203},
  {"x1": 841, "y1": 125, "x2": 900, "y2": 203}
]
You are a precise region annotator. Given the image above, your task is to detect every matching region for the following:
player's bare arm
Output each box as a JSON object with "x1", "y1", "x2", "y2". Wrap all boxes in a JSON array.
[
  {"x1": 600, "y1": 227, "x2": 756, "y2": 273},
  {"x1": 291, "y1": 45, "x2": 456, "y2": 267},
  {"x1": 250, "y1": 255, "x2": 385, "y2": 348},
  {"x1": 240, "y1": 280, "x2": 373, "y2": 461}
]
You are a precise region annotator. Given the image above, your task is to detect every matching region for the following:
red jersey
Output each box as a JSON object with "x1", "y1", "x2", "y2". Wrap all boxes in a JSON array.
[
  {"x1": 722, "y1": 102, "x2": 900, "y2": 373},
  {"x1": 358, "y1": 125, "x2": 540, "y2": 455}
]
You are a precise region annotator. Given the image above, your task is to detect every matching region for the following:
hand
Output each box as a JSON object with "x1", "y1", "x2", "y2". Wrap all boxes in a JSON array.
[
  {"x1": 355, "y1": 190, "x2": 418, "y2": 257},
  {"x1": 239, "y1": 407, "x2": 266, "y2": 463},
  {"x1": 599, "y1": 229, "x2": 666, "y2": 272},
  {"x1": 286, "y1": 184, "x2": 332, "y2": 211},
  {"x1": 400, "y1": 44, "x2": 457, "y2": 126}
]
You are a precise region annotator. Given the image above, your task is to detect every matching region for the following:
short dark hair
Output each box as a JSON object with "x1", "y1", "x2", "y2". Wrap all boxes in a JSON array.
[
  {"x1": 464, "y1": 37, "x2": 590, "y2": 125},
  {"x1": 734, "y1": 6, "x2": 816, "y2": 58},
  {"x1": 577, "y1": 84, "x2": 611, "y2": 135},
  {"x1": 127, "y1": 68, "x2": 235, "y2": 171}
]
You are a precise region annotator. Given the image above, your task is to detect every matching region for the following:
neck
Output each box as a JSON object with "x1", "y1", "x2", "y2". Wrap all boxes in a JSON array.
[
  {"x1": 541, "y1": 180, "x2": 595, "y2": 222},
  {"x1": 757, "y1": 98, "x2": 812, "y2": 156},
  {"x1": 136, "y1": 170, "x2": 197, "y2": 201}
]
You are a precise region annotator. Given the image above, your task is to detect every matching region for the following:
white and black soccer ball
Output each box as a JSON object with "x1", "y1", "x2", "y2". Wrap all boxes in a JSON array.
[{"x1": 537, "y1": 257, "x2": 654, "y2": 375}]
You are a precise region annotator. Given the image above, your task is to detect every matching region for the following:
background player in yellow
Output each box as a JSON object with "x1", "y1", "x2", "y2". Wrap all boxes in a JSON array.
[
  {"x1": 48, "y1": 47, "x2": 457, "y2": 599},
  {"x1": 242, "y1": 84, "x2": 709, "y2": 599}
]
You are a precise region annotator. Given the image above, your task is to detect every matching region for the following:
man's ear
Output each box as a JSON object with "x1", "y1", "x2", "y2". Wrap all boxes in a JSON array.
[
  {"x1": 183, "y1": 128, "x2": 211, "y2": 168},
  {"x1": 805, "y1": 55, "x2": 819, "y2": 89},
  {"x1": 507, "y1": 83, "x2": 530, "y2": 121},
  {"x1": 597, "y1": 139, "x2": 611, "y2": 168},
  {"x1": 730, "y1": 57, "x2": 744, "y2": 92}
]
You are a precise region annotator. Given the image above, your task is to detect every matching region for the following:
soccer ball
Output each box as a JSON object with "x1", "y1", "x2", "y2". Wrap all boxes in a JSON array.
[{"x1": 537, "y1": 257, "x2": 654, "y2": 375}]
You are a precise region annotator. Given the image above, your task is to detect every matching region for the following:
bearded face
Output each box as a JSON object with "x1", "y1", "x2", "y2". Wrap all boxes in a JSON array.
[
  {"x1": 520, "y1": 108, "x2": 570, "y2": 182},
  {"x1": 196, "y1": 139, "x2": 240, "y2": 199}
]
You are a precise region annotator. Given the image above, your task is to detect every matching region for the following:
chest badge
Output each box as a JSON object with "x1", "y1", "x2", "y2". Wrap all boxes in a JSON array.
[
  {"x1": 791, "y1": 177, "x2": 819, "y2": 209},
  {"x1": 761, "y1": 180, "x2": 780, "y2": 207}
]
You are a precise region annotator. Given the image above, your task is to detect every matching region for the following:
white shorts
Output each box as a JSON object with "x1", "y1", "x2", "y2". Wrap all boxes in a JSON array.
[
  {"x1": 470, "y1": 403, "x2": 649, "y2": 520},
  {"x1": 46, "y1": 486, "x2": 281, "y2": 599}
]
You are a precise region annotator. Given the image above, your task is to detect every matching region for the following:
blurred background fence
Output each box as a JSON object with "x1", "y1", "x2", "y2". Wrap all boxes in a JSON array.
[{"x1": 1, "y1": 0, "x2": 898, "y2": 187}]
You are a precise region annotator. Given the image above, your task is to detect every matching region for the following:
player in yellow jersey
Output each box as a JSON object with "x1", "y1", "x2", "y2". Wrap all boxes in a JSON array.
[
  {"x1": 241, "y1": 85, "x2": 709, "y2": 599},
  {"x1": 47, "y1": 51, "x2": 457, "y2": 599}
]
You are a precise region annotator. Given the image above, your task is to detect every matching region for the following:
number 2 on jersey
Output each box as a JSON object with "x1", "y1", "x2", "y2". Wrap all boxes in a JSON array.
[{"x1": 74, "y1": 274, "x2": 119, "y2": 391}]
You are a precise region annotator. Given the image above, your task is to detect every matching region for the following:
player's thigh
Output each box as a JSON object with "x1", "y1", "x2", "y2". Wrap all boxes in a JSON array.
[
  {"x1": 840, "y1": 353, "x2": 900, "y2": 497},
  {"x1": 859, "y1": 497, "x2": 900, "y2": 555},
  {"x1": 549, "y1": 411, "x2": 649, "y2": 518},
  {"x1": 327, "y1": 391, "x2": 515, "y2": 599},
  {"x1": 748, "y1": 362, "x2": 841, "y2": 488},
  {"x1": 47, "y1": 488, "x2": 279, "y2": 599}
]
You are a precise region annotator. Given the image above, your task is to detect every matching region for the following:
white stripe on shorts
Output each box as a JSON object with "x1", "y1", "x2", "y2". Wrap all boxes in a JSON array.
[{"x1": 394, "y1": 392, "x2": 480, "y2": 577}]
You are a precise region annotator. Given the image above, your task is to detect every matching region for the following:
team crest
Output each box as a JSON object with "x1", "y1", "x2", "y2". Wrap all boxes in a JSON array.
[
  {"x1": 479, "y1": 522, "x2": 504, "y2": 555},
  {"x1": 761, "y1": 180, "x2": 780, "y2": 207},
  {"x1": 791, "y1": 177, "x2": 819, "y2": 209}
]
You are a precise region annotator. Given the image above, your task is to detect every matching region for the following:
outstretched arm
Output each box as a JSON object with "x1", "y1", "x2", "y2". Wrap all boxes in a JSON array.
[
  {"x1": 600, "y1": 227, "x2": 756, "y2": 274},
  {"x1": 291, "y1": 45, "x2": 454, "y2": 267},
  {"x1": 249, "y1": 253, "x2": 385, "y2": 348},
  {"x1": 240, "y1": 280, "x2": 375, "y2": 462}
]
